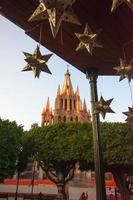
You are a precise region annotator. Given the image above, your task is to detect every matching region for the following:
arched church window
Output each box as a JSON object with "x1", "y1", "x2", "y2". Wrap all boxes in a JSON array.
[
  {"x1": 58, "y1": 116, "x2": 61, "y2": 122},
  {"x1": 75, "y1": 116, "x2": 78, "y2": 122},
  {"x1": 60, "y1": 99, "x2": 63, "y2": 109},
  {"x1": 63, "y1": 116, "x2": 66, "y2": 122}
]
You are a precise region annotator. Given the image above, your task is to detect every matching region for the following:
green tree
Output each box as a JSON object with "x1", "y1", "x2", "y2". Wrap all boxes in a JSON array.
[
  {"x1": 24, "y1": 122, "x2": 133, "y2": 200},
  {"x1": 80, "y1": 122, "x2": 133, "y2": 200},
  {"x1": 102, "y1": 122, "x2": 133, "y2": 200},
  {"x1": 23, "y1": 122, "x2": 92, "y2": 199},
  {"x1": 0, "y1": 118, "x2": 23, "y2": 181}
]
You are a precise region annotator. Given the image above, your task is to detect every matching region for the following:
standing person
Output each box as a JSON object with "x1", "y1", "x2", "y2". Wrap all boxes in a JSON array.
[
  {"x1": 85, "y1": 192, "x2": 88, "y2": 200},
  {"x1": 79, "y1": 192, "x2": 88, "y2": 200}
]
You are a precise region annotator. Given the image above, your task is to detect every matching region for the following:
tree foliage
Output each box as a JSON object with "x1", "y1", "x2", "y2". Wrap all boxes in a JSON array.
[
  {"x1": 23, "y1": 122, "x2": 93, "y2": 197},
  {"x1": 80, "y1": 122, "x2": 133, "y2": 200},
  {"x1": 24, "y1": 122, "x2": 93, "y2": 162},
  {"x1": 0, "y1": 118, "x2": 23, "y2": 181},
  {"x1": 24, "y1": 122, "x2": 133, "y2": 200},
  {"x1": 24, "y1": 121, "x2": 133, "y2": 175},
  {"x1": 78, "y1": 122, "x2": 133, "y2": 168},
  {"x1": 102, "y1": 122, "x2": 133, "y2": 167},
  {"x1": 102, "y1": 122, "x2": 133, "y2": 200}
]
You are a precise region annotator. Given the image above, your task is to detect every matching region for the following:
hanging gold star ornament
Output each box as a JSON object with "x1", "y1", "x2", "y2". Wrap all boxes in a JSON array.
[
  {"x1": 28, "y1": 0, "x2": 80, "y2": 38},
  {"x1": 111, "y1": 0, "x2": 133, "y2": 12},
  {"x1": 95, "y1": 96, "x2": 115, "y2": 119},
  {"x1": 123, "y1": 107, "x2": 133, "y2": 123},
  {"x1": 113, "y1": 58, "x2": 133, "y2": 82},
  {"x1": 75, "y1": 24, "x2": 103, "y2": 55},
  {"x1": 21, "y1": 45, "x2": 52, "y2": 78}
]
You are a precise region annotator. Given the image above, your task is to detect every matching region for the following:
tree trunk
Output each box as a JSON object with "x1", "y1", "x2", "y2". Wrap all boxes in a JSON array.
[
  {"x1": 31, "y1": 161, "x2": 36, "y2": 194},
  {"x1": 40, "y1": 161, "x2": 74, "y2": 200},
  {"x1": 56, "y1": 170, "x2": 66, "y2": 199},
  {"x1": 57, "y1": 183, "x2": 66, "y2": 200},
  {"x1": 15, "y1": 172, "x2": 20, "y2": 200},
  {"x1": 112, "y1": 168, "x2": 130, "y2": 200}
]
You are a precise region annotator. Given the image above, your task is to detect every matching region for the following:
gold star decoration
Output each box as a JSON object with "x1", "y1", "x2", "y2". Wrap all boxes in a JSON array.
[
  {"x1": 75, "y1": 24, "x2": 103, "y2": 55},
  {"x1": 21, "y1": 45, "x2": 52, "y2": 78},
  {"x1": 28, "y1": 0, "x2": 80, "y2": 38},
  {"x1": 95, "y1": 96, "x2": 115, "y2": 119},
  {"x1": 123, "y1": 107, "x2": 133, "y2": 123},
  {"x1": 111, "y1": 0, "x2": 132, "y2": 12},
  {"x1": 113, "y1": 58, "x2": 133, "y2": 82}
]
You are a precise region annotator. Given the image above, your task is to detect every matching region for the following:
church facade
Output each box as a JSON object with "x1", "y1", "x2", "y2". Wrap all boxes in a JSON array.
[{"x1": 41, "y1": 69, "x2": 91, "y2": 126}]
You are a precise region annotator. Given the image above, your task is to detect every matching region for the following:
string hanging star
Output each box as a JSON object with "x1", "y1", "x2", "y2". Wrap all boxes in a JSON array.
[
  {"x1": 113, "y1": 58, "x2": 133, "y2": 82},
  {"x1": 28, "y1": 0, "x2": 80, "y2": 38},
  {"x1": 123, "y1": 107, "x2": 133, "y2": 123},
  {"x1": 21, "y1": 45, "x2": 52, "y2": 78},
  {"x1": 95, "y1": 96, "x2": 115, "y2": 119},
  {"x1": 111, "y1": 0, "x2": 132, "y2": 12},
  {"x1": 75, "y1": 24, "x2": 103, "y2": 55}
]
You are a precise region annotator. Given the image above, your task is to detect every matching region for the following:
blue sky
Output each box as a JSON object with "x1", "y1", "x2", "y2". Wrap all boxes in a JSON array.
[{"x1": 0, "y1": 15, "x2": 132, "y2": 130}]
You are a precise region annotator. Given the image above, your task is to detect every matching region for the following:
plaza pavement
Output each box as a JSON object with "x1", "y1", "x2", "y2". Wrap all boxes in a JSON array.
[{"x1": 0, "y1": 184, "x2": 96, "y2": 200}]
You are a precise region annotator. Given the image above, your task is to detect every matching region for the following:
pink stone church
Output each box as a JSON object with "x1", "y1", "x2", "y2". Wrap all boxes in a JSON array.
[{"x1": 41, "y1": 69, "x2": 91, "y2": 126}]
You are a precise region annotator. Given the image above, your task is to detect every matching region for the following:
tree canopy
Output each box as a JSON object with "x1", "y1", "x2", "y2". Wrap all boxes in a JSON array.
[
  {"x1": 23, "y1": 122, "x2": 93, "y2": 197},
  {"x1": 24, "y1": 122, "x2": 93, "y2": 161},
  {"x1": 102, "y1": 122, "x2": 133, "y2": 167},
  {"x1": 23, "y1": 122, "x2": 133, "y2": 200},
  {"x1": 0, "y1": 118, "x2": 23, "y2": 181},
  {"x1": 24, "y1": 122, "x2": 133, "y2": 173}
]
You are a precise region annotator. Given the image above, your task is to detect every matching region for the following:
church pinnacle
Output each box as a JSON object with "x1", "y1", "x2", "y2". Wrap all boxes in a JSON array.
[
  {"x1": 41, "y1": 97, "x2": 53, "y2": 126},
  {"x1": 61, "y1": 69, "x2": 74, "y2": 96},
  {"x1": 56, "y1": 85, "x2": 60, "y2": 97},
  {"x1": 75, "y1": 86, "x2": 80, "y2": 96},
  {"x1": 83, "y1": 99, "x2": 87, "y2": 112},
  {"x1": 46, "y1": 97, "x2": 50, "y2": 112}
]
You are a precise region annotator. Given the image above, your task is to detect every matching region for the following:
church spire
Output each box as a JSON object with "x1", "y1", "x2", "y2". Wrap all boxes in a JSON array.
[
  {"x1": 41, "y1": 97, "x2": 53, "y2": 126},
  {"x1": 61, "y1": 69, "x2": 74, "y2": 96},
  {"x1": 83, "y1": 99, "x2": 87, "y2": 112},
  {"x1": 46, "y1": 97, "x2": 50, "y2": 112},
  {"x1": 75, "y1": 86, "x2": 80, "y2": 96},
  {"x1": 56, "y1": 85, "x2": 60, "y2": 96}
]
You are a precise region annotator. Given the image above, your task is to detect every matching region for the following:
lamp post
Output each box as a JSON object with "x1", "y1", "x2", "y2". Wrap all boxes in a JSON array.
[{"x1": 86, "y1": 68, "x2": 106, "y2": 200}]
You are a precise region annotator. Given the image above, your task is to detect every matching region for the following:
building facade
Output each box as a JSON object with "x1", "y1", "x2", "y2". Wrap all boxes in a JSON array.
[{"x1": 41, "y1": 69, "x2": 91, "y2": 126}]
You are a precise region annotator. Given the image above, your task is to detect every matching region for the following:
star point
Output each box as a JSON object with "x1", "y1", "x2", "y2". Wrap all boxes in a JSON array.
[
  {"x1": 28, "y1": 2, "x2": 48, "y2": 22},
  {"x1": 111, "y1": 0, "x2": 132, "y2": 12}
]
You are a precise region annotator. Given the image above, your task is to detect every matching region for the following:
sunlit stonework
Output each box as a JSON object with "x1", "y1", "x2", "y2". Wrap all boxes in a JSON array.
[{"x1": 41, "y1": 69, "x2": 91, "y2": 126}]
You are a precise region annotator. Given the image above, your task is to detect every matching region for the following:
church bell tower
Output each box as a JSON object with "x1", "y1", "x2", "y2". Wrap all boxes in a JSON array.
[{"x1": 41, "y1": 69, "x2": 91, "y2": 126}]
